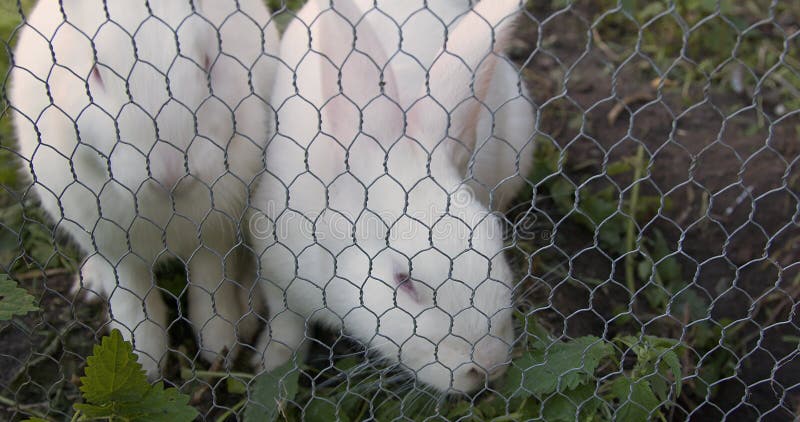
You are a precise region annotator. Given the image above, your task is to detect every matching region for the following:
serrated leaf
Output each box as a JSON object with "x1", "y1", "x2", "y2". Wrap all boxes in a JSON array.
[
  {"x1": 650, "y1": 230, "x2": 681, "y2": 283},
  {"x1": 304, "y1": 398, "x2": 339, "y2": 422},
  {"x1": 79, "y1": 329, "x2": 150, "y2": 404},
  {"x1": 75, "y1": 384, "x2": 197, "y2": 422},
  {"x1": 244, "y1": 361, "x2": 300, "y2": 421},
  {"x1": 517, "y1": 336, "x2": 614, "y2": 396},
  {"x1": 609, "y1": 377, "x2": 661, "y2": 422},
  {"x1": 526, "y1": 315, "x2": 554, "y2": 349},
  {"x1": 118, "y1": 382, "x2": 197, "y2": 422},
  {"x1": 541, "y1": 382, "x2": 604, "y2": 422},
  {"x1": 502, "y1": 362, "x2": 526, "y2": 398},
  {"x1": 74, "y1": 402, "x2": 117, "y2": 419},
  {"x1": 617, "y1": 335, "x2": 683, "y2": 399},
  {"x1": 75, "y1": 329, "x2": 198, "y2": 422},
  {"x1": 606, "y1": 160, "x2": 634, "y2": 176},
  {"x1": 0, "y1": 275, "x2": 38, "y2": 321},
  {"x1": 659, "y1": 349, "x2": 682, "y2": 397},
  {"x1": 445, "y1": 400, "x2": 474, "y2": 420}
]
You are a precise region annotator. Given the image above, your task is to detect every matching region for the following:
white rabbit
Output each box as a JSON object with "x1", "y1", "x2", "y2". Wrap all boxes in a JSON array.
[
  {"x1": 250, "y1": 0, "x2": 533, "y2": 393},
  {"x1": 10, "y1": 0, "x2": 279, "y2": 376}
]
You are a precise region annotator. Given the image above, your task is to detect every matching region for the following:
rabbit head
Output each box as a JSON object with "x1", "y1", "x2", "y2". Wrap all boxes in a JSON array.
[{"x1": 270, "y1": 0, "x2": 525, "y2": 393}]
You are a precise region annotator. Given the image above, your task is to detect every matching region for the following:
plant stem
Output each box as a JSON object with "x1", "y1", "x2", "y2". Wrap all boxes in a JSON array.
[
  {"x1": 0, "y1": 394, "x2": 53, "y2": 421},
  {"x1": 354, "y1": 396, "x2": 369, "y2": 422},
  {"x1": 625, "y1": 145, "x2": 646, "y2": 294},
  {"x1": 181, "y1": 368, "x2": 255, "y2": 381},
  {"x1": 70, "y1": 409, "x2": 81, "y2": 422},
  {"x1": 492, "y1": 413, "x2": 523, "y2": 422},
  {"x1": 215, "y1": 398, "x2": 247, "y2": 422}
]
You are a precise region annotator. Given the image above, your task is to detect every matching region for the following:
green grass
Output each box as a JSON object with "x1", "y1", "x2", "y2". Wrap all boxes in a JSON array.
[
  {"x1": 591, "y1": 0, "x2": 800, "y2": 110},
  {"x1": 0, "y1": 0, "x2": 75, "y2": 275}
]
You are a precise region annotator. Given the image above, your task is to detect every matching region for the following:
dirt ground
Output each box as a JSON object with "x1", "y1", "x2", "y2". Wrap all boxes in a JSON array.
[
  {"x1": 0, "y1": 274, "x2": 103, "y2": 421},
  {"x1": 511, "y1": 3, "x2": 800, "y2": 420}
]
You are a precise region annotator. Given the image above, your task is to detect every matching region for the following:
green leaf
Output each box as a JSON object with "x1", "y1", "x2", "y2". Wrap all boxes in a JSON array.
[
  {"x1": 79, "y1": 330, "x2": 150, "y2": 404},
  {"x1": 578, "y1": 186, "x2": 618, "y2": 225},
  {"x1": 503, "y1": 361, "x2": 526, "y2": 398},
  {"x1": 526, "y1": 315, "x2": 554, "y2": 349},
  {"x1": 660, "y1": 349, "x2": 682, "y2": 397},
  {"x1": 515, "y1": 336, "x2": 614, "y2": 397},
  {"x1": 650, "y1": 230, "x2": 681, "y2": 283},
  {"x1": 125, "y1": 382, "x2": 198, "y2": 421},
  {"x1": 550, "y1": 179, "x2": 576, "y2": 214},
  {"x1": 75, "y1": 383, "x2": 196, "y2": 422},
  {"x1": 244, "y1": 361, "x2": 300, "y2": 421},
  {"x1": 303, "y1": 397, "x2": 339, "y2": 422},
  {"x1": 606, "y1": 160, "x2": 634, "y2": 176},
  {"x1": 75, "y1": 329, "x2": 198, "y2": 422},
  {"x1": 638, "y1": 2, "x2": 666, "y2": 21},
  {"x1": 541, "y1": 382, "x2": 604, "y2": 422},
  {"x1": 0, "y1": 275, "x2": 38, "y2": 321},
  {"x1": 227, "y1": 377, "x2": 247, "y2": 395},
  {"x1": 529, "y1": 138, "x2": 561, "y2": 184},
  {"x1": 671, "y1": 288, "x2": 708, "y2": 321},
  {"x1": 609, "y1": 377, "x2": 661, "y2": 422},
  {"x1": 621, "y1": 0, "x2": 637, "y2": 15}
]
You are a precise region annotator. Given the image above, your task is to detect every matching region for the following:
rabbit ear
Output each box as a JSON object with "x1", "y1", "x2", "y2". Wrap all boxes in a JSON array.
[
  {"x1": 317, "y1": 0, "x2": 403, "y2": 146},
  {"x1": 409, "y1": 0, "x2": 522, "y2": 168}
]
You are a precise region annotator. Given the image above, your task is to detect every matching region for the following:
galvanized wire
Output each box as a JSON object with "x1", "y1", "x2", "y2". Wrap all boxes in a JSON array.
[{"x1": 0, "y1": 0, "x2": 798, "y2": 420}]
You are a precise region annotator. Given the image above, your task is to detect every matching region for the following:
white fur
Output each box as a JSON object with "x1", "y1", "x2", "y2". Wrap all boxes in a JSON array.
[
  {"x1": 10, "y1": 0, "x2": 279, "y2": 376},
  {"x1": 251, "y1": 0, "x2": 533, "y2": 392}
]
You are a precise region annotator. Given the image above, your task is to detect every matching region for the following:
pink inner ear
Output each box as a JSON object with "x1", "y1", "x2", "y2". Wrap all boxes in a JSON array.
[
  {"x1": 90, "y1": 65, "x2": 104, "y2": 89},
  {"x1": 395, "y1": 273, "x2": 419, "y2": 302}
]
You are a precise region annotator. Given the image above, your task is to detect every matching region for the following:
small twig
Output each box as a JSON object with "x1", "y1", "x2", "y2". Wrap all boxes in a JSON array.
[
  {"x1": 0, "y1": 394, "x2": 53, "y2": 421},
  {"x1": 675, "y1": 184, "x2": 695, "y2": 226},
  {"x1": 354, "y1": 394, "x2": 370, "y2": 422},
  {"x1": 736, "y1": 283, "x2": 800, "y2": 351},
  {"x1": 181, "y1": 368, "x2": 254, "y2": 381},
  {"x1": 9, "y1": 330, "x2": 63, "y2": 386},
  {"x1": 607, "y1": 90, "x2": 657, "y2": 125},
  {"x1": 491, "y1": 413, "x2": 524, "y2": 422},
  {"x1": 699, "y1": 191, "x2": 710, "y2": 219},
  {"x1": 625, "y1": 145, "x2": 646, "y2": 295},
  {"x1": 189, "y1": 350, "x2": 228, "y2": 406},
  {"x1": 13, "y1": 267, "x2": 71, "y2": 281},
  {"x1": 592, "y1": 26, "x2": 621, "y2": 61},
  {"x1": 680, "y1": 306, "x2": 692, "y2": 379}
]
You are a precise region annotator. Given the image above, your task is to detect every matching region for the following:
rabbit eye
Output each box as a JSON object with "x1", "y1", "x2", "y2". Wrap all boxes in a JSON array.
[{"x1": 394, "y1": 272, "x2": 418, "y2": 302}]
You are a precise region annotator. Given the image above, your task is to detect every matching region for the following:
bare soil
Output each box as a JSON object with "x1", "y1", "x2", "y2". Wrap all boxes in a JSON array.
[{"x1": 511, "y1": 3, "x2": 800, "y2": 421}]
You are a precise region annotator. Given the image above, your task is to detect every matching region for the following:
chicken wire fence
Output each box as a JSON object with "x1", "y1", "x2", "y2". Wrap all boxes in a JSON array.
[{"x1": 0, "y1": 0, "x2": 798, "y2": 421}]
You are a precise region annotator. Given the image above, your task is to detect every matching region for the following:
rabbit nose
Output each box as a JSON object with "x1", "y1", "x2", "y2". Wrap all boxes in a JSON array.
[
  {"x1": 150, "y1": 147, "x2": 185, "y2": 191},
  {"x1": 466, "y1": 365, "x2": 507, "y2": 384},
  {"x1": 487, "y1": 363, "x2": 508, "y2": 380},
  {"x1": 465, "y1": 362, "x2": 508, "y2": 382},
  {"x1": 466, "y1": 366, "x2": 484, "y2": 380}
]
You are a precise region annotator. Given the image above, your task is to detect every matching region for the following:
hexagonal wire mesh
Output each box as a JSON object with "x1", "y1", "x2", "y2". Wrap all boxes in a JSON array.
[{"x1": 0, "y1": 0, "x2": 798, "y2": 420}]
